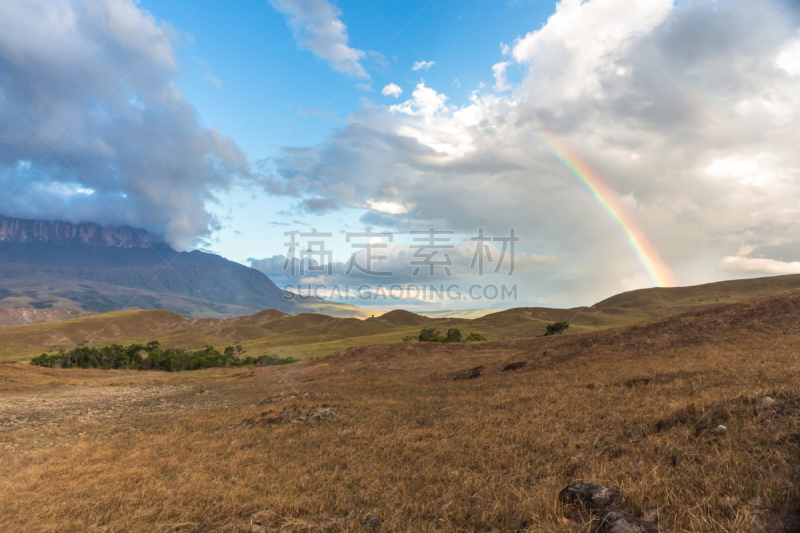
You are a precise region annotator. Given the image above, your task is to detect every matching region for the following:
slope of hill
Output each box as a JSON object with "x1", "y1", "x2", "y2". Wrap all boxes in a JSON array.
[
  {"x1": 0, "y1": 216, "x2": 368, "y2": 319},
  {"x1": 370, "y1": 309, "x2": 432, "y2": 326},
  {"x1": 468, "y1": 273, "x2": 800, "y2": 339},
  {"x1": 0, "y1": 307, "x2": 96, "y2": 327},
  {"x1": 4, "y1": 273, "x2": 800, "y2": 362},
  {"x1": 592, "y1": 274, "x2": 800, "y2": 315}
]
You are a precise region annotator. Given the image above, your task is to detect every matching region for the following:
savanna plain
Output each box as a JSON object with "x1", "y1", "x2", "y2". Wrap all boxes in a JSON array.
[{"x1": 1, "y1": 281, "x2": 800, "y2": 532}]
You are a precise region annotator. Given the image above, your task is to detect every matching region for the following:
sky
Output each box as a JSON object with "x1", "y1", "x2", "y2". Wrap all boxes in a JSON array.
[{"x1": 1, "y1": 0, "x2": 800, "y2": 312}]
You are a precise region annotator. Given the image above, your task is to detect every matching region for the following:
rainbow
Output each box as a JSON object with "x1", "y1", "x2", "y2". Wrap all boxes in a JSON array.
[{"x1": 532, "y1": 132, "x2": 678, "y2": 288}]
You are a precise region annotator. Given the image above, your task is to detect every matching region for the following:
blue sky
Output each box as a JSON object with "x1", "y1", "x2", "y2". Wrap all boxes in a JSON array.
[
  {"x1": 2, "y1": 0, "x2": 800, "y2": 311},
  {"x1": 141, "y1": 0, "x2": 555, "y2": 154},
  {"x1": 137, "y1": 0, "x2": 559, "y2": 273}
]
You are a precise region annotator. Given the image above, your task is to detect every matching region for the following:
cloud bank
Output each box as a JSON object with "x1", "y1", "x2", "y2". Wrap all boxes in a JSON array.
[
  {"x1": 264, "y1": 0, "x2": 800, "y2": 299},
  {"x1": 0, "y1": 0, "x2": 249, "y2": 249},
  {"x1": 249, "y1": 240, "x2": 559, "y2": 308}
]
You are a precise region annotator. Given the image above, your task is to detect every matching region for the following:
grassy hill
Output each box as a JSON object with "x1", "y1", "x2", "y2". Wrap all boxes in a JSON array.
[{"x1": 4, "y1": 273, "x2": 800, "y2": 362}]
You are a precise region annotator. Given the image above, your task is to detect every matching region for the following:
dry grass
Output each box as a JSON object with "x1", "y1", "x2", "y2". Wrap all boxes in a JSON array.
[{"x1": 1, "y1": 293, "x2": 800, "y2": 532}]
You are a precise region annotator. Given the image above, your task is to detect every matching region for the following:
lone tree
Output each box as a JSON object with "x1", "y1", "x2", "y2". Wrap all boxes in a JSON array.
[{"x1": 544, "y1": 321, "x2": 570, "y2": 336}]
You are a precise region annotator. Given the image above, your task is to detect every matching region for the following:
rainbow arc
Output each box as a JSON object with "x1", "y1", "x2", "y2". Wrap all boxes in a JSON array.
[{"x1": 533, "y1": 132, "x2": 678, "y2": 288}]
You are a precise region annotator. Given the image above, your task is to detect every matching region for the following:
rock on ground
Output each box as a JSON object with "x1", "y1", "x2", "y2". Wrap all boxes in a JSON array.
[
  {"x1": 558, "y1": 482, "x2": 624, "y2": 510},
  {"x1": 595, "y1": 509, "x2": 659, "y2": 533},
  {"x1": 363, "y1": 514, "x2": 382, "y2": 532},
  {"x1": 454, "y1": 366, "x2": 483, "y2": 380}
]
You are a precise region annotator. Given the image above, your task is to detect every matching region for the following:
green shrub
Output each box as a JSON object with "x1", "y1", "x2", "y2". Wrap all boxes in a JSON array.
[
  {"x1": 465, "y1": 333, "x2": 486, "y2": 342},
  {"x1": 418, "y1": 327, "x2": 443, "y2": 342},
  {"x1": 543, "y1": 321, "x2": 570, "y2": 336},
  {"x1": 445, "y1": 328, "x2": 462, "y2": 342}
]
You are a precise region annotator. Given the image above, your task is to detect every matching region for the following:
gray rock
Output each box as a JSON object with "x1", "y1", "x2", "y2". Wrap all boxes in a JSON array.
[
  {"x1": 502, "y1": 362, "x2": 528, "y2": 372},
  {"x1": 595, "y1": 509, "x2": 659, "y2": 533},
  {"x1": 454, "y1": 366, "x2": 484, "y2": 380},
  {"x1": 558, "y1": 482, "x2": 624, "y2": 510},
  {"x1": 363, "y1": 514, "x2": 382, "y2": 532}
]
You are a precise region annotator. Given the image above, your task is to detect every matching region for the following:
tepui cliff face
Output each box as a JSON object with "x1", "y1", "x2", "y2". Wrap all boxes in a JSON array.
[{"x1": 0, "y1": 215, "x2": 162, "y2": 248}]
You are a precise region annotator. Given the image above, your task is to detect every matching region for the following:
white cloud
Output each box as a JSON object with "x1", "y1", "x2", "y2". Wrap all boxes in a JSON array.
[
  {"x1": 390, "y1": 83, "x2": 448, "y2": 121},
  {"x1": 381, "y1": 83, "x2": 403, "y2": 98},
  {"x1": 717, "y1": 255, "x2": 800, "y2": 275},
  {"x1": 411, "y1": 60, "x2": 435, "y2": 71},
  {"x1": 511, "y1": 0, "x2": 672, "y2": 105},
  {"x1": 492, "y1": 61, "x2": 511, "y2": 92},
  {"x1": 355, "y1": 83, "x2": 372, "y2": 92},
  {"x1": 366, "y1": 200, "x2": 409, "y2": 214},
  {"x1": 268, "y1": 0, "x2": 368, "y2": 78},
  {"x1": 776, "y1": 35, "x2": 800, "y2": 76}
]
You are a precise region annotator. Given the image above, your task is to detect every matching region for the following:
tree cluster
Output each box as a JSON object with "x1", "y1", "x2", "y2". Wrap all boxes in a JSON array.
[
  {"x1": 30, "y1": 341, "x2": 295, "y2": 372},
  {"x1": 417, "y1": 328, "x2": 486, "y2": 343}
]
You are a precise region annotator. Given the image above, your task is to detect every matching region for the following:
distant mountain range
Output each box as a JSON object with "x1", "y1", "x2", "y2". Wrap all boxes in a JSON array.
[{"x1": 0, "y1": 216, "x2": 367, "y2": 319}]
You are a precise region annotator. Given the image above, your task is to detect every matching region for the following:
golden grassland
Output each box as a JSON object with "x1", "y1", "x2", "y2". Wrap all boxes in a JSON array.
[{"x1": 1, "y1": 291, "x2": 799, "y2": 532}]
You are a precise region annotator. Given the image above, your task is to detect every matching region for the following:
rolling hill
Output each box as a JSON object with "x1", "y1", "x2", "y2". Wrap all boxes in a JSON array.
[{"x1": 4, "y1": 272, "x2": 800, "y2": 362}]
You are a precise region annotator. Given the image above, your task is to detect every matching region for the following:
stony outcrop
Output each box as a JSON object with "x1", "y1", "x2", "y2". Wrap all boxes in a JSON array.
[{"x1": 558, "y1": 482, "x2": 662, "y2": 532}]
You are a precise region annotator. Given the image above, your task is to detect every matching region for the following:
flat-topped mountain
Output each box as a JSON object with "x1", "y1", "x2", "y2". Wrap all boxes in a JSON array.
[
  {"x1": 0, "y1": 215, "x2": 160, "y2": 248},
  {"x1": 0, "y1": 216, "x2": 367, "y2": 319}
]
